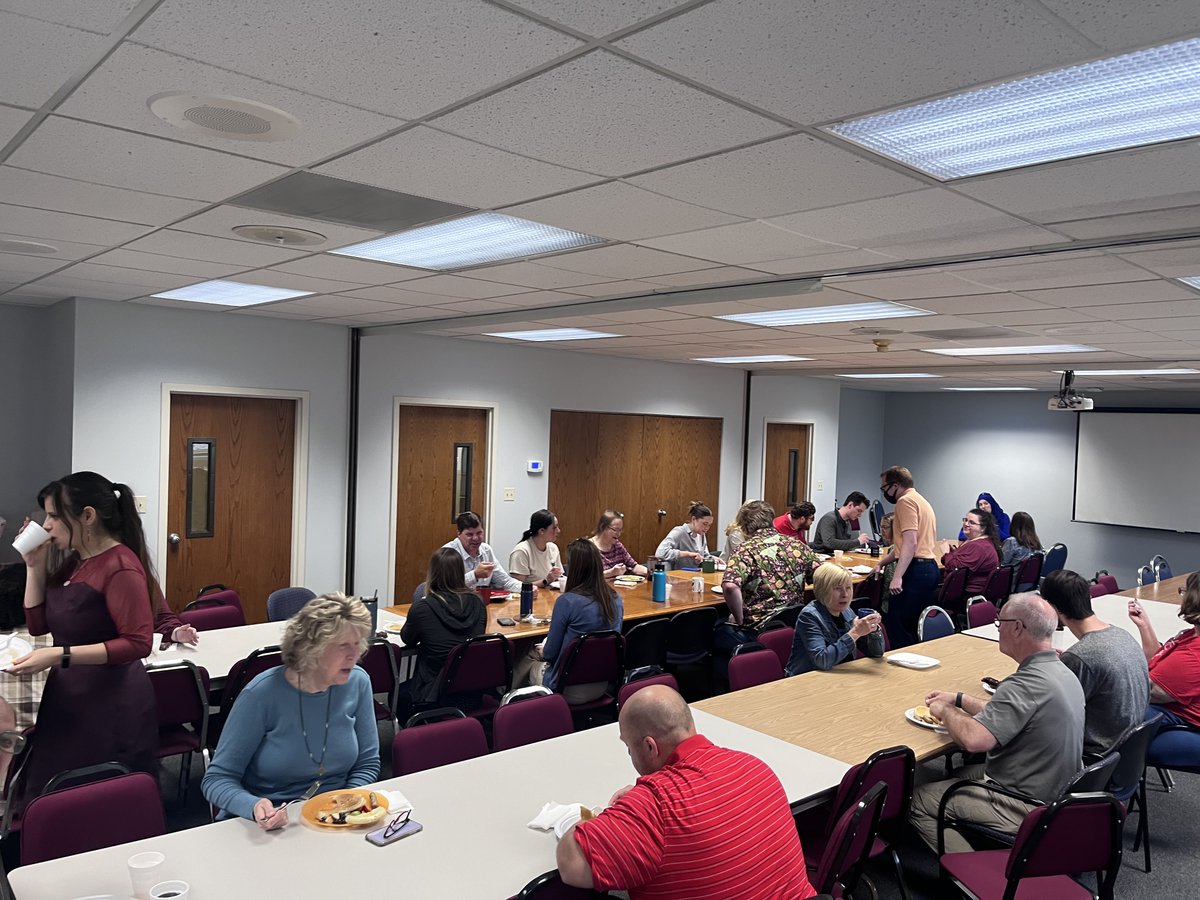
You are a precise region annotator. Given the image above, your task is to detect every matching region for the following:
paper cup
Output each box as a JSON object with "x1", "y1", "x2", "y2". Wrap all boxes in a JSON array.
[
  {"x1": 555, "y1": 577, "x2": 566, "y2": 591},
  {"x1": 149, "y1": 881, "x2": 189, "y2": 900},
  {"x1": 128, "y1": 852, "x2": 165, "y2": 900},
  {"x1": 691, "y1": 576, "x2": 705, "y2": 593},
  {"x1": 12, "y1": 520, "x2": 50, "y2": 556},
  {"x1": 833, "y1": 549, "x2": 844, "y2": 558}
]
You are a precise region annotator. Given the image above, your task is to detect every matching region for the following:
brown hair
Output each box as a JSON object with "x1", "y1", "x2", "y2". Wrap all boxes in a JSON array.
[
  {"x1": 565, "y1": 539, "x2": 619, "y2": 626},
  {"x1": 1009, "y1": 511, "x2": 1042, "y2": 552},
  {"x1": 593, "y1": 509, "x2": 623, "y2": 537},
  {"x1": 880, "y1": 466, "x2": 914, "y2": 488},
  {"x1": 1180, "y1": 572, "x2": 1200, "y2": 626},
  {"x1": 426, "y1": 547, "x2": 467, "y2": 596},
  {"x1": 735, "y1": 500, "x2": 775, "y2": 537}
]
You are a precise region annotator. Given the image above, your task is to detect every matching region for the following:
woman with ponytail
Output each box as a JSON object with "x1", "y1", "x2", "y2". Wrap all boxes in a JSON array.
[
  {"x1": 507, "y1": 509, "x2": 564, "y2": 588},
  {"x1": 11, "y1": 471, "x2": 159, "y2": 797}
]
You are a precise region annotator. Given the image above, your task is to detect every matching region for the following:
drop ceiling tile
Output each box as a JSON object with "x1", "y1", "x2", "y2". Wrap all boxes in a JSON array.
[
  {"x1": 87, "y1": 248, "x2": 244, "y2": 278},
  {"x1": 894, "y1": 292, "x2": 1048, "y2": 315},
  {"x1": 1115, "y1": 245, "x2": 1200, "y2": 279},
  {"x1": 317, "y1": 125, "x2": 598, "y2": 209},
  {"x1": 616, "y1": 0, "x2": 1089, "y2": 123},
  {"x1": 1047, "y1": 203, "x2": 1200, "y2": 242},
  {"x1": 1, "y1": 0, "x2": 140, "y2": 32},
  {"x1": 463, "y1": 261, "x2": 615, "y2": 290},
  {"x1": 1094, "y1": 341, "x2": 1200, "y2": 357},
  {"x1": 639, "y1": 221, "x2": 847, "y2": 265},
  {"x1": 271, "y1": 255, "x2": 428, "y2": 285},
  {"x1": 29, "y1": 275, "x2": 146, "y2": 301},
  {"x1": 750, "y1": 249, "x2": 900, "y2": 276},
  {"x1": 171, "y1": 205, "x2": 382, "y2": 249},
  {"x1": 875, "y1": 225, "x2": 1069, "y2": 261},
  {"x1": 641, "y1": 265, "x2": 772, "y2": 288},
  {"x1": 54, "y1": 262, "x2": 192, "y2": 290},
  {"x1": 426, "y1": 298, "x2": 528, "y2": 314},
  {"x1": 505, "y1": 0, "x2": 690, "y2": 36},
  {"x1": 0, "y1": 254, "x2": 66, "y2": 278},
  {"x1": 8, "y1": 118, "x2": 288, "y2": 201},
  {"x1": 0, "y1": 290, "x2": 68, "y2": 307},
  {"x1": 503, "y1": 181, "x2": 743, "y2": 241},
  {"x1": 1138, "y1": 317, "x2": 1200, "y2": 335},
  {"x1": 1083, "y1": 299, "x2": 1200, "y2": 321},
  {"x1": 122, "y1": 230, "x2": 307, "y2": 267},
  {"x1": 0, "y1": 203, "x2": 152, "y2": 245},
  {"x1": 559, "y1": 279, "x2": 664, "y2": 298},
  {"x1": 0, "y1": 105, "x2": 31, "y2": 146},
  {"x1": 435, "y1": 50, "x2": 785, "y2": 177},
  {"x1": 338, "y1": 307, "x2": 464, "y2": 325},
  {"x1": 59, "y1": 44, "x2": 406, "y2": 166},
  {"x1": 816, "y1": 270, "x2": 999, "y2": 302},
  {"x1": 629, "y1": 134, "x2": 924, "y2": 218},
  {"x1": 538, "y1": 244, "x2": 711, "y2": 279},
  {"x1": 234, "y1": 270, "x2": 364, "y2": 295},
  {"x1": 221, "y1": 303, "x2": 318, "y2": 319},
  {"x1": 250, "y1": 294, "x2": 408, "y2": 316},
  {"x1": 332, "y1": 285, "x2": 457, "y2": 307},
  {"x1": 1038, "y1": 0, "x2": 1200, "y2": 50},
  {"x1": 952, "y1": 254, "x2": 1156, "y2": 291},
  {"x1": 1019, "y1": 280, "x2": 1194, "y2": 308},
  {"x1": 0, "y1": 233, "x2": 108, "y2": 262},
  {"x1": 0, "y1": 13, "x2": 109, "y2": 107},
  {"x1": 0, "y1": 167, "x2": 206, "y2": 224},
  {"x1": 403, "y1": 274, "x2": 532, "y2": 300},
  {"x1": 133, "y1": 0, "x2": 582, "y2": 118},
  {"x1": 967, "y1": 308, "x2": 1107, "y2": 327}
]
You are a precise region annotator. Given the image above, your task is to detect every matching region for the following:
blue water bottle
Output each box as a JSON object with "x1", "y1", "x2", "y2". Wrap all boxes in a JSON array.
[
  {"x1": 651, "y1": 563, "x2": 667, "y2": 603},
  {"x1": 520, "y1": 582, "x2": 534, "y2": 618}
]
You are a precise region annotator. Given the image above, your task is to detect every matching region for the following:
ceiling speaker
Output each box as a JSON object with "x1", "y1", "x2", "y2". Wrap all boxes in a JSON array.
[
  {"x1": 231, "y1": 225, "x2": 327, "y2": 246},
  {"x1": 147, "y1": 93, "x2": 301, "y2": 142}
]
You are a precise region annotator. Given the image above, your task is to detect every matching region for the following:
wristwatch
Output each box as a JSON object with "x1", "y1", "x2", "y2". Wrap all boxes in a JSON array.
[{"x1": 61, "y1": 644, "x2": 72, "y2": 668}]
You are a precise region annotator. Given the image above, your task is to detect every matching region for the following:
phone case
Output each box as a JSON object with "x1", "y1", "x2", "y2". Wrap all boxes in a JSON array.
[
  {"x1": 365, "y1": 818, "x2": 423, "y2": 846},
  {"x1": 497, "y1": 617, "x2": 517, "y2": 626}
]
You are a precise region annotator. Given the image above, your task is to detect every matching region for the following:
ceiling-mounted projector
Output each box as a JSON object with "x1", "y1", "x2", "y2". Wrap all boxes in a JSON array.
[{"x1": 1048, "y1": 370, "x2": 1094, "y2": 411}]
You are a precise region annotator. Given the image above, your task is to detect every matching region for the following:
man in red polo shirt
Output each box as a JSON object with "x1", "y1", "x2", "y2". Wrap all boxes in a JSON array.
[
  {"x1": 774, "y1": 501, "x2": 816, "y2": 544},
  {"x1": 556, "y1": 685, "x2": 817, "y2": 899}
]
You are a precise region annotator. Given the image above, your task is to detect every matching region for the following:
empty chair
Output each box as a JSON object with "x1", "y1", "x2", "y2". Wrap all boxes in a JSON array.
[
  {"x1": 966, "y1": 597, "x2": 998, "y2": 629},
  {"x1": 358, "y1": 638, "x2": 402, "y2": 730},
  {"x1": 147, "y1": 659, "x2": 211, "y2": 803},
  {"x1": 1151, "y1": 554, "x2": 1174, "y2": 581},
  {"x1": 981, "y1": 565, "x2": 1015, "y2": 606},
  {"x1": 757, "y1": 625, "x2": 794, "y2": 671},
  {"x1": 728, "y1": 648, "x2": 783, "y2": 692},
  {"x1": 434, "y1": 633, "x2": 513, "y2": 721},
  {"x1": 555, "y1": 630, "x2": 624, "y2": 722},
  {"x1": 1041, "y1": 542, "x2": 1068, "y2": 578},
  {"x1": 266, "y1": 586, "x2": 316, "y2": 621},
  {"x1": 935, "y1": 567, "x2": 968, "y2": 619},
  {"x1": 22, "y1": 770, "x2": 165, "y2": 865},
  {"x1": 851, "y1": 572, "x2": 884, "y2": 610},
  {"x1": 391, "y1": 708, "x2": 488, "y2": 775},
  {"x1": 492, "y1": 692, "x2": 573, "y2": 752},
  {"x1": 617, "y1": 669, "x2": 680, "y2": 709},
  {"x1": 1094, "y1": 572, "x2": 1119, "y2": 595},
  {"x1": 808, "y1": 781, "x2": 888, "y2": 899},
  {"x1": 665, "y1": 607, "x2": 720, "y2": 666},
  {"x1": 1012, "y1": 552, "x2": 1043, "y2": 594},
  {"x1": 939, "y1": 793, "x2": 1126, "y2": 900},
  {"x1": 917, "y1": 605, "x2": 956, "y2": 642},
  {"x1": 871, "y1": 499, "x2": 886, "y2": 538},
  {"x1": 1137, "y1": 565, "x2": 1156, "y2": 587},
  {"x1": 1108, "y1": 713, "x2": 1162, "y2": 872},
  {"x1": 1089, "y1": 581, "x2": 1109, "y2": 599},
  {"x1": 179, "y1": 602, "x2": 244, "y2": 631},
  {"x1": 622, "y1": 618, "x2": 668, "y2": 672}
]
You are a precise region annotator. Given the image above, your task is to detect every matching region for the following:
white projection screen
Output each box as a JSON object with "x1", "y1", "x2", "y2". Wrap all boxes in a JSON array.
[{"x1": 1074, "y1": 411, "x2": 1200, "y2": 533}]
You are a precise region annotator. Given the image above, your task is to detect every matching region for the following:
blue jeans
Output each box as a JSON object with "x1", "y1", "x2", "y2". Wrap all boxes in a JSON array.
[{"x1": 884, "y1": 558, "x2": 940, "y2": 648}]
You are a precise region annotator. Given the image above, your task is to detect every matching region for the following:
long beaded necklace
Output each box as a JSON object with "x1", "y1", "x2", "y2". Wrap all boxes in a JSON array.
[{"x1": 297, "y1": 673, "x2": 333, "y2": 781}]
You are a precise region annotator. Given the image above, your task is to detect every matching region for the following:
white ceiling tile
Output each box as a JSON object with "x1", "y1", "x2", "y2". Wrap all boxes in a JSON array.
[
  {"x1": 1038, "y1": 0, "x2": 1200, "y2": 50},
  {"x1": 639, "y1": 221, "x2": 849, "y2": 266},
  {"x1": 0, "y1": 166, "x2": 206, "y2": 224},
  {"x1": 0, "y1": 13, "x2": 109, "y2": 107},
  {"x1": 402, "y1": 274, "x2": 531, "y2": 300},
  {"x1": 476, "y1": 289, "x2": 586, "y2": 308},
  {"x1": 503, "y1": 181, "x2": 743, "y2": 241},
  {"x1": 171, "y1": 205, "x2": 381, "y2": 249},
  {"x1": 0, "y1": 0, "x2": 140, "y2": 32},
  {"x1": 0, "y1": 254, "x2": 67, "y2": 277},
  {"x1": 219, "y1": 303, "x2": 318, "y2": 319},
  {"x1": 0, "y1": 105, "x2": 31, "y2": 146},
  {"x1": 122, "y1": 230, "x2": 307, "y2": 267},
  {"x1": 642, "y1": 265, "x2": 772, "y2": 288},
  {"x1": 955, "y1": 254, "x2": 1159, "y2": 290},
  {"x1": 1115, "y1": 244, "x2": 1200, "y2": 278},
  {"x1": 616, "y1": 0, "x2": 1091, "y2": 122},
  {"x1": 133, "y1": 0, "x2": 582, "y2": 118},
  {"x1": 331, "y1": 285, "x2": 458, "y2": 306},
  {"x1": 629, "y1": 134, "x2": 924, "y2": 218},
  {"x1": 234, "y1": 270, "x2": 364, "y2": 295},
  {"x1": 1079, "y1": 298, "x2": 1200, "y2": 321},
  {"x1": 28, "y1": 275, "x2": 146, "y2": 301},
  {"x1": 317, "y1": 125, "x2": 598, "y2": 209},
  {"x1": 966, "y1": 308, "x2": 1106, "y2": 327},
  {"x1": 271, "y1": 255, "x2": 428, "y2": 286},
  {"x1": 328, "y1": 307, "x2": 447, "y2": 324},
  {"x1": 875, "y1": 225, "x2": 1069, "y2": 261},
  {"x1": 250, "y1": 294, "x2": 407, "y2": 316},
  {"x1": 1047, "y1": 203, "x2": 1200, "y2": 242},
  {"x1": 54, "y1": 262, "x2": 192, "y2": 290},
  {"x1": 424, "y1": 298, "x2": 527, "y2": 314},
  {"x1": 538, "y1": 244, "x2": 712, "y2": 279},
  {"x1": 0, "y1": 233, "x2": 108, "y2": 261},
  {"x1": 1019, "y1": 280, "x2": 1194, "y2": 308},
  {"x1": 59, "y1": 44, "x2": 406, "y2": 167},
  {"x1": 1136, "y1": 317, "x2": 1200, "y2": 335},
  {"x1": 897, "y1": 292, "x2": 1049, "y2": 315},
  {"x1": 463, "y1": 261, "x2": 615, "y2": 290},
  {"x1": 836, "y1": 271, "x2": 1006, "y2": 301},
  {"x1": 435, "y1": 50, "x2": 785, "y2": 177},
  {"x1": 749, "y1": 249, "x2": 900, "y2": 276},
  {"x1": 0, "y1": 203, "x2": 152, "y2": 245},
  {"x1": 558, "y1": 279, "x2": 665, "y2": 298},
  {"x1": 8, "y1": 117, "x2": 288, "y2": 201},
  {"x1": 504, "y1": 0, "x2": 690, "y2": 36},
  {"x1": 87, "y1": 248, "x2": 244, "y2": 278}
]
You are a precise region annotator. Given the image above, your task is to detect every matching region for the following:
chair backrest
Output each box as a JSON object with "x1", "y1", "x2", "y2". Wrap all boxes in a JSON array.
[
  {"x1": 811, "y1": 781, "x2": 888, "y2": 896},
  {"x1": 1013, "y1": 552, "x2": 1043, "y2": 593},
  {"x1": 179, "y1": 602, "x2": 245, "y2": 631},
  {"x1": 221, "y1": 645, "x2": 284, "y2": 719},
  {"x1": 1107, "y1": 714, "x2": 1163, "y2": 802},
  {"x1": 825, "y1": 745, "x2": 915, "y2": 834},
  {"x1": 438, "y1": 633, "x2": 513, "y2": 702},
  {"x1": 392, "y1": 712, "x2": 489, "y2": 775},
  {"x1": 966, "y1": 597, "x2": 998, "y2": 629},
  {"x1": 266, "y1": 586, "x2": 316, "y2": 621},
  {"x1": 1089, "y1": 582, "x2": 1108, "y2": 599},
  {"x1": 492, "y1": 693, "x2": 574, "y2": 752},
  {"x1": 147, "y1": 659, "x2": 210, "y2": 744},
  {"x1": 1063, "y1": 751, "x2": 1120, "y2": 794},
  {"x1": 982, "y1": 565, "x2": 1015, "y2": 605},
  {"x1": 1006, "y1": 792, "x2": 1125, "y2": 899},
  {"x1": 757, "y1": 604, "x2": 802, "y2": 632},
  {"x1": 21, "y1": 772, "x2": 165, "y2": 865},
  {"x1": 1152, "y1": 555, "x2": 1173, "y2": 581},
  {"x1": 872, "y1": 499, "x2": 886, "y2": 537},
  {"x1": 728, "y1": 648, "x2": 783, "y2": 692},
  {"x1": 184, "y1": 588, "x2": 242, "y2": 612},
  {"x1": 358, "y1": 639, "x2": 401, "y2": 721},
  {"x1": 936, "y1": 567, "x2": 968, "y2": 613},
  {"x1": 617, "y1": 672, "x2": 680, "y2": 709},
  {"x1": 917, "y1": 605, "x2": 956, "y2": 642},
  {"x1": 513, "y1": 869, "x2": 607, "y2": 899},
  {"x1": 665, "y1": 607, "x2": 720, "y2": 655},
  {"x1": 1137, "y1": 565, "x2": 1155, "y2": 587},
  {"x1": 622, "y1": 618, "x2": 669, "y2": 671},
  {"x1": 500, "y1": 685, "x2": 553, "y2": 705},
  {"x1": 557, "y1": 630, "x2": 625, "y2": 689},
  {"x1": 757, "y1": 626, "x2": 793, "y2": 671},
  {"x1": 1096, "y1": 573, "x2": 1119, "y2": 594},
  {"x1": 852, "y1": 573, "x2": 884, "y2": 609},
  {"x1": 1041, "y1": 543, "x2": 1068, "y2": 577},
  {"x1": 412, "y1": 581, "x2": 427, "y2": 602}
]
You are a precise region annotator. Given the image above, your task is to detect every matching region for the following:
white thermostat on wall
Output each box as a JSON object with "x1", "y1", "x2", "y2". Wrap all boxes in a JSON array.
[{"x1": 527, "y1": 460, "x2": 544, "y2": 474}]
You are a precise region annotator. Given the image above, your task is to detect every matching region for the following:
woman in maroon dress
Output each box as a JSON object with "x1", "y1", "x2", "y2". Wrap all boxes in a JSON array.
[{"x1": 11, "y1": 471, "x2": 158, "y2": 799}]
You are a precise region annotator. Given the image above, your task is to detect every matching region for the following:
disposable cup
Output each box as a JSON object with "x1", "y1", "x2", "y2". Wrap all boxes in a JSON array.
[
  {"x1": 12, "y1": 521, "x2": 50, "y2": 556},
  {"x1": 149, "y1": 881, "x2": 190, "y2": 900},
  {"x1": 128, "y1": 851, "x2": 165, "y2": 900}
]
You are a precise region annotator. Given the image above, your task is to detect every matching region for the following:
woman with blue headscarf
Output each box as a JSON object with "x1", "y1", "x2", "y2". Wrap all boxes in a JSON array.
[{"x1": 958, "y1": 492, "x2": 1010, "y2": 541}]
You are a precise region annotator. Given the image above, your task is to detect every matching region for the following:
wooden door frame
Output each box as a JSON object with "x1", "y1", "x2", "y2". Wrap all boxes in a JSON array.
[
  {"x1": 157, "y1": 384, "x2": 310, "y2": 597},
  {"x1": 387, "y1": 397, "x2": 495, "y2": 604},
  {"x1": 760, "y1": 419, "x2": 813, "y2": 503}
]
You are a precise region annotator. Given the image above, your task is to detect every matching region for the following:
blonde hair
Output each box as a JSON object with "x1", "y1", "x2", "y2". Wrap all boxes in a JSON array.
[
  {"x1": 812, "y1": 562, "x2": 853, "y2": 604},
  {"x1": 280, "y1": 592, "x2": 371, "y2": 674}
]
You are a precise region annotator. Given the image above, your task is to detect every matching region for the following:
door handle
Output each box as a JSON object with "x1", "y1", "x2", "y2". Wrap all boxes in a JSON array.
[
  {"x1": 656, "y1": 509, "x2": 667, "y2": 519},
  {"x1": 168, "y1": 533, "x2": 181, "y2": 546}
]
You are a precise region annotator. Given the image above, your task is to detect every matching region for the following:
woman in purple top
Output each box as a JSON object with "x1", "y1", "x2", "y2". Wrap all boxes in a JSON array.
[
  {"x1": 940, "y1": 507, "x2": 1001, "y2": 596},
  {"x1": 589, "y1": 510, "x2": 649, "y2": 579}
]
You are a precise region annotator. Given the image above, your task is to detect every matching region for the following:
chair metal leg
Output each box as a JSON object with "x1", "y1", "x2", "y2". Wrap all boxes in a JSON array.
[
  {"x1": 890, "y1": 847, "x2": 911, "y2": 900},
  {"x1": 1155, "y1": 766, "x2": 1173, "y2": 791}
]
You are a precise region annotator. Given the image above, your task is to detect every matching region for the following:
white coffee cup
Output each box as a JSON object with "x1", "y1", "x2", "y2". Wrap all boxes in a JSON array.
[
  {"x1": 12, "y1": 520, "x2": 50, "y2": 556},
  {"x1": 149, "y1": 880, "x2": 189, "y2": 900},
  {"x1": 128, "y1": 852, "x2": 165, "y2": 900},
  {"x1": 555, "y1": 577, "x2": 566, "y2": 591},
  {"x1": 691, "y1": 576, "x2": 704, "y2": 593},
  {"x1": 833, "y1": 549, "x2": 844, "y2": 559}
]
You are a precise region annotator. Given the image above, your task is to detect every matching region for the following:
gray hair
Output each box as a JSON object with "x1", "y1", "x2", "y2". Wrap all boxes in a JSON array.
[
  {"x1": 280, "y1": 591, "x2": 371, "y2": 674},
  {"x1": 1005, "y1": 593, "x2": 1057, "y2": 641}
]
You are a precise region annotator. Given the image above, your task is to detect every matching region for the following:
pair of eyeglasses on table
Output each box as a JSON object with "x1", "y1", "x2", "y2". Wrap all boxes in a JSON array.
[{"x1": 384, "y1": 807, "x2": 412, "y2": 838}]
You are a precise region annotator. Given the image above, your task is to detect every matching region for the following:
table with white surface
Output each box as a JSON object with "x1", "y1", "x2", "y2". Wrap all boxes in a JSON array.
[
  {"x1": 961, "y1": 593, "x2": 1186, "y2": 650},
  {"x1": 7, "y1": 709, "x2": 848, "y2": 899}
]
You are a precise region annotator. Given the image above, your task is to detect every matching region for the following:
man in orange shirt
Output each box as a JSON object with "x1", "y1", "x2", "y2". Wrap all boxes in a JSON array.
[{"x1": 873, "y1": 466, "x2": 939, "y2": 647}]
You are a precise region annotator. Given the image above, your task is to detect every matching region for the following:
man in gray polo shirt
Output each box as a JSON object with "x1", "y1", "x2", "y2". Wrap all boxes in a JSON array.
[
  {"x1": 1041, "y1": 569, "x2": 1149, "y2": 756},
  {"x1": 910, "y1": 594, "x2": 1084, "y2": 852}
]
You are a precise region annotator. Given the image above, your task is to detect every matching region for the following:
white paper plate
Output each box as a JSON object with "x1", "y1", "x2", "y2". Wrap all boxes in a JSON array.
[
  {"x1": 849, "y1": 564, "x2": 874, "y2": 575},
  {"x1": 384, "y1": 622, "x2": 404, "y2": 634},
  {"x1": 887, "y1": 652, "x2": 940, "y2": 669},
  {"x1": 553, "y1": 805, "x2": 600, "y2": 840},
  {"x1": 710, "y1": 585, "x2": 723, "y2": 595},
  {"x1": 0, "y1": 637, "x2": 32, "y2": 669},
  {"x1": 905, "y1": 707, "x2": 948, "y2": 733}
]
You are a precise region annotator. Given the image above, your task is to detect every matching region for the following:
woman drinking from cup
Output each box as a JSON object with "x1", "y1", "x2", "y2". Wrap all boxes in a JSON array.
[
  {"x1": 786, "y1": 563, "x2": 884, "y2": 675},
  {"x1": 508, "y1": 509, "x2": 564, "y2": 588}
]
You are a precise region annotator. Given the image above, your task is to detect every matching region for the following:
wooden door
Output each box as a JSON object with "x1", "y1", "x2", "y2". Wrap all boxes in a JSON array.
[
  {"x1": 763, "y1": 422, "x2": 811, "y2": 517},
  {"x1": 394, "y1": 405, "x2": 489, "y2": 601},
  {"x1": 638, "y1": 416, "x2": 723, "y2": 558},
  {"x1": 167, "y1": 394, "x2": 296, "y2": 624}
]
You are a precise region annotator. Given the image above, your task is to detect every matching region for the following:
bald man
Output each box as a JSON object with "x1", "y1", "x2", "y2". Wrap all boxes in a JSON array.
[
  {"x1": 557, "y1": 685, "x2": 817, "y2": 899},
  {"x1": 909, "y1": 594, "x2": 1085, "y2": 852}
]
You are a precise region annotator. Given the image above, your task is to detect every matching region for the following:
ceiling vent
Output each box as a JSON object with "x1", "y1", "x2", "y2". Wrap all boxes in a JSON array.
[
  {"x1": 0, "y1": 239, "x2": 58, "y2": 255},
  {"x1": 909, "y1": 326, "x2": 1023, "y2": 341},
  {"x1": 147, "y1": 93, "x2": 302, "y2": 142},
  {"x1": 231, "y1": 225, "x2": 327, "y2": 247}
]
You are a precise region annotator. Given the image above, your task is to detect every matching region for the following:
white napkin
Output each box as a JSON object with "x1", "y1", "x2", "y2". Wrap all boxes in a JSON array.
[
  {"x1": 527, "y1": 801, "x2": 582, "y2": 832},
  {"x1": 380, "y1": 790, "x2": 413, "y2": 814}
]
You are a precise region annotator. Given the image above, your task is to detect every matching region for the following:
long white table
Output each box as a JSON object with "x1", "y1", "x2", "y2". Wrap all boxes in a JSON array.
[
  {"x1": 961, "y1": 593, "x2": 1185, "y2": 650},
  {"x1": 7, "y1": 709, "x2": 848, "y2": 899}
]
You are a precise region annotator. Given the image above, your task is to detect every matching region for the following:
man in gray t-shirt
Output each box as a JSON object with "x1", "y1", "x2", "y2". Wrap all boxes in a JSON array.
[
  {"x1": 1042, "y1": 569, "x2": 1150, "y2": 755},
  {"x1": 910, "y1": 595, "x2": 1084, "y2": 852}
]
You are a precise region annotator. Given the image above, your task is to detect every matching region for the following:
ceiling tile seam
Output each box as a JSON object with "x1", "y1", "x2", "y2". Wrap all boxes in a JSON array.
[
  {"x1": 487, "y1": 0, "x2": 717, "y2": 45},
  {"x1": 2, "y1": 163, "x2": 207, "y2": 204},
  {"x1": 0, "y1": 8, "x2": 112, "y2": 35},
  {"x1": 0, "y1": 196, "x2": 181, "y2": 230}
]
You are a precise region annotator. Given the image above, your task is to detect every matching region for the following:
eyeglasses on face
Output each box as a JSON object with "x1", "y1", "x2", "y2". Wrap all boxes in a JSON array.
[{"x1": 994, "y1": 617, "x2": 1023, "y2": 629}]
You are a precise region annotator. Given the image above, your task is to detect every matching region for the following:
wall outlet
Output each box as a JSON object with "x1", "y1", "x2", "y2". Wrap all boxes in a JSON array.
[
  {"x1": 816, "y1": 480, "x2": 824, "y2": 491},
  {"x1": 134, "y1": 495, "x2": 148, "y2": 514},
  {"x1": 503, "y1": 487, "x2": 516, "y2": 502}
]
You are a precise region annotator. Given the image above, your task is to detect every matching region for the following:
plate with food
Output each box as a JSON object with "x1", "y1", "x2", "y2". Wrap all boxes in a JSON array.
[
  {"x1": 383, "y1": 622, "x2": 405, "y2": 634},
  {"x1": 981, "y1": 676, "x2": 1001, "y2": 694},
  {"x1": 0, "y1": 637, "x2": 32, "y2": 669},
  {"x1": 554, "y1": 805, "x2": 598, "y2": 840},
  {"x1": 906, "y1": 706, "x2": 948, "y2": 733},
  {"x1": 614, "y1": 575, "x2": 645, "y2": 587},
  {"x1": 302, "y1": 789, "x2": 389, "y2": 828}
]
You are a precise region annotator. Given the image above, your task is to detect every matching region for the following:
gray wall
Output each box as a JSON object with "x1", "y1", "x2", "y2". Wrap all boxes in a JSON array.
[{"x1": 835, "y1": 388, "x2": 886, "y2": 512}]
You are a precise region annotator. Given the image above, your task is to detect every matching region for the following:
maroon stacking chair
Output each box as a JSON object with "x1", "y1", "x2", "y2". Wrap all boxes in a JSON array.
[
  {"x1": 1094, "y1": 572, "x2": 1119, "y2": 595},
  {"x1": 510, "y1": 870, "x2": 608, "y2": 898},
  {"x1": 391, "y1": 708, "x2": 489, "y2": 776},
  {"x1": 213, "y1": 645, "x2": 284, "y2": 747},
  {"x1": 728, "y1": 648, "x2": 783, "y2": 692},
  {"x1": 939, "y1": 792, "x2": 1126, "y2": 900},
  {"x1": 757, "y1": 624, "x2": 794, "y2": 671},
  {"x1": 492, "y1": 692, "x2": 573, "y2": 752},
  {"x1": 434, "y1": 633, "x2": 513, "y2": 722},
  {"x1": 358, "y1": 638, "x2": 402, "y2": 730},
  {"x1": 799, "y1": 746, "x2": 915, "y2": 900},
  {"x1": 555, "y1": 630, "x2": 625, "y2": 725},
  {"x1": 1013, "y1": 553, "x2": 1043, "y2": 593},
  {"x1": 147, "y1": 659, "x2": 211, "y2": 803},
  {"x1": 616, "y1": 668, "x2": 679, "y2": 709},
  {"x1": 966, "y1": 597, "x2": 999, "y2": 628},
  {"x1": 22, "y1": 770, "x2": 165, "y2": 865},
  {"x1": 1089, "y1": 582, "x2": 1108, "y2": 599},
  {"x1": 936, "y1": 567, "x2": 969, "y2": 620},
  {"x1": 179, "y1": 601, "x2": 245, "y2": 631},
  {"x1": 982, "y1": 565, "x2": 1015, "y2": 607},
  {"x1": 852, "y1": 571, "x2": 885, "y2": 610},
  {"x1": 808, "y1": 781, "x2": 888, "y2": 899}
]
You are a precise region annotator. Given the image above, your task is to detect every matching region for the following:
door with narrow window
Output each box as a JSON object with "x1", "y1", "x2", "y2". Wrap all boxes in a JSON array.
[
  {"x1": 763, "y1": 422, "x2": 811, "y2": 518},
  {"x1": 166, "y1": 394, "x2": 296, "y2": 624}
]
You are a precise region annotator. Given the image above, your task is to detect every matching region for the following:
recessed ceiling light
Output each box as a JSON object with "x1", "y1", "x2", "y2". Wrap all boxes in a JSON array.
[
  {"x1": 836, "y1": 373, "x2": 942, "y2": 379},
  {"x1": 484, "y1": 328, "x2": 619, "y2": 342},
  {"x1": 332, "y1": 212, "x2": 605, "y2": 271},
  {"x1": 824, "y1": 37, "x2": 1200, "y2": 179},
  {"x1": 1177, "y1": 276, "x2": 1200, "y2": 290},
  {"x1": 1053, "y1": 368, "x2": 1200, "y2": 376},
  {"x1": 924, "y1": 344, "x2": 1098, "y2": 357},
  {"x1": 693, "y1": 354, "x2": 812, "y2": 364},
  {"x1": 943, "y1": 387, "x2": 1037, "y2": 392},
  {"x1": 718, "y1": 301, "x2": 931, "y2": 327},
  {"x1": 151, "y1": 280, "x2": 314, "y2": 307}
]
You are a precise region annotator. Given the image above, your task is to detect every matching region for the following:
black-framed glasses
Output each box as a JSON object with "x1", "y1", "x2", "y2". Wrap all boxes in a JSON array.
[
  {"x1": 383, "y1": 807, "x2": 412, "y2": 839},
  {"x1": 994, "y1": 617, "x2": 1022, "y2": 629}
]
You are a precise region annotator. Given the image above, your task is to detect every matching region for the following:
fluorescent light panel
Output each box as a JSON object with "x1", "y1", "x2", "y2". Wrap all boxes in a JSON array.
[
  {"x1": 837, "y1": 373, "x2": 942, "y2": 379},
  {"x1": 332, "y1": 212, "x2": 604, "y2": 270},
  {"x1": 1055, "y1": 368, "x2": 1200, "y2": 376},
  {"x1": 943, "y1": 387, "x2": 1036, "y2": 392},
  {"x1": 1176, "y1": 276, "x2": 1200, "y2": 290},
  {"x1": 825, "y1": 37, "x2": 1200, "y2": 179},
  {"x1": 718, "y1": 301, "x2": 930, "y2": 327},
  {"x1": 693, "y1": 354, "x2": 812, "y2": 363},
  {"x1": 151, "y1": 280, "x2": 314, "y2": 307},
  {"x1": 924, "y1": 344, "x2": 1097, "y2": 357},
  {"x1": 485, "y1": 328, "x2": 619, "y2": 342}
]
